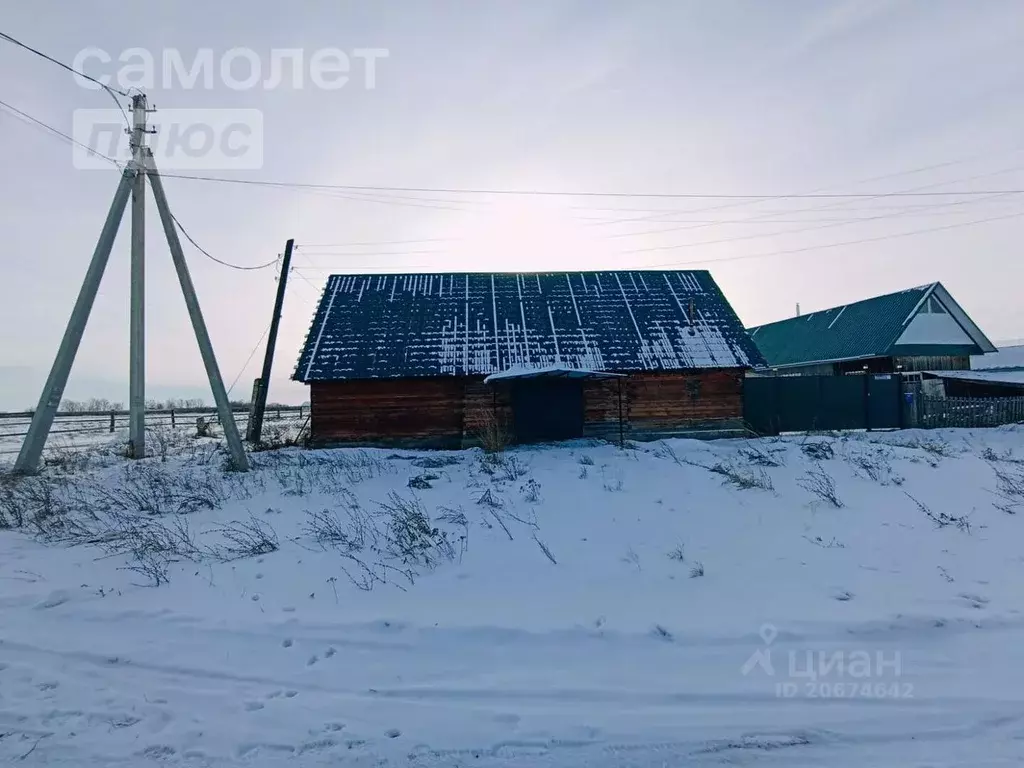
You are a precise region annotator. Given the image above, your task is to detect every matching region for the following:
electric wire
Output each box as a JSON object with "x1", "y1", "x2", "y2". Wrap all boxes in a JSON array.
[
  {"x1": 150, "y1": 170, "x2": 1024, "y2": 199},
  {"x1": 0, "y1": 30, "x2": 131, "y2": 128},
  {"x1": 0, "y1": 96, "x2": 120, "y2": 166},
  {"x1": 165, "y1": 209, "x2": 280, "y2": 271},
  {"x1": 227, "y1": 324, "x2": 272, "y2": 396}
]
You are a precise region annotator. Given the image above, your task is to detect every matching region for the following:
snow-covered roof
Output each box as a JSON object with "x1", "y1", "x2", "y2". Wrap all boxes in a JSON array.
[
  {"x1": 294, "y1": 271, "x2": 764, "y2": 381},
  {"x1": 972, "y1": 344, "x2": 1024, "y2": 371},
  {"x1": 483, "y1": 365, "x2": 625, "y2": 383},
  {"x1": 925, "y1": 369, "x2": 1024, "y2": 386}
]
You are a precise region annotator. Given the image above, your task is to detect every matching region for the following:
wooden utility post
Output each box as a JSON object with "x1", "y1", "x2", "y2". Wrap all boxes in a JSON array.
[{"x1": 247, "y1": 239, "x2": 294, "y2": 444}]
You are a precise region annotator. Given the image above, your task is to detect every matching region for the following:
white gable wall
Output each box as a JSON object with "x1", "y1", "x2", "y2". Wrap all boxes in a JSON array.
[{"x1": 896, "y1": 312, "x2": 975, "y2": 346}]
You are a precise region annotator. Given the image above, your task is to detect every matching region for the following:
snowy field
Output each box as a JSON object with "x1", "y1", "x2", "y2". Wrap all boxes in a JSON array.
[{"x1": 2, "y1": 427, "x2": 1024, "y2": 766}]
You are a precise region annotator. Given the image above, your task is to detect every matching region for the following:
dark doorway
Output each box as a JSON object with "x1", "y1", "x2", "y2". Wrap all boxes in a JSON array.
[{"x1": 511, "y1": 379, "x2": 584, "y2": 443}]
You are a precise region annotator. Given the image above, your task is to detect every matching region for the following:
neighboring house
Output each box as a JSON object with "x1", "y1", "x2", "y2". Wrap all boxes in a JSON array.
[
  {"x1": 748, "y1": 282, "x2": 995, "y2": 376},
  {"x1": 293, "y1": 270, "x2": 765, "y2": 447}
]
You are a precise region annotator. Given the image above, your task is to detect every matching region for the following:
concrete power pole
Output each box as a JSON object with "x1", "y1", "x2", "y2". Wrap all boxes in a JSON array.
[
  {"x1": 147, "y1": 151, "x2": 248, "y2": 472},
  {"x1": 14, "y1": 98, "x2": 249, "y2": 474},
  {"x1": 13, "y1": 168, "x2": 136, "y2": 474},
  {"x1": 128, "y1": 93, "x2": 153, "y2": 459}
]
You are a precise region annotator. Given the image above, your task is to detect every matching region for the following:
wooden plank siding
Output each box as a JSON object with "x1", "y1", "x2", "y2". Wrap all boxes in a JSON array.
[
  {"x1": 310, "y1": 369, "x2": 746, "y2": 448},
  {"x1": 894, "y1": 355, "x2": 971, "y2": 372}
]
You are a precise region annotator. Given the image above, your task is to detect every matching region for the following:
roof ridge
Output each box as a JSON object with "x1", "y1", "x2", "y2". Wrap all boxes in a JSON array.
[
  {"x1": 748, "y1": 282, "x2": 936, "y2": 331},
  {"x1": 319, "y1": 268, "x2": 712, "y2": 279}
]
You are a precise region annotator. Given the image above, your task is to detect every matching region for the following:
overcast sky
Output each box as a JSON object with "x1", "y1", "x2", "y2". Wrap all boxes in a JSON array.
[{"x1": 1, "y1": 0, "x2": 1023, "y2": 409}]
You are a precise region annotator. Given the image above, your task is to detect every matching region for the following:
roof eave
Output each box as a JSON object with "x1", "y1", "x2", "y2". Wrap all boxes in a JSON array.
[{"x1": 759, "y1": 353, "x2": 883, "y2": 370}]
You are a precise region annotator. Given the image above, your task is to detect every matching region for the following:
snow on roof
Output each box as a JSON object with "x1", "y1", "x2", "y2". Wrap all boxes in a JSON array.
[
  {"x1": 972, "y1": 344, "x2": 1024, "y2": 370},
  {"x1": 294, "y1": 271, "x2": 764, "y2": 381},
  {"x1": 926, "y1": 369, "x2": 1024, "y2": 386},
  {"x1": 483, "y1": 365, "x2": 625, "y2": 383}
]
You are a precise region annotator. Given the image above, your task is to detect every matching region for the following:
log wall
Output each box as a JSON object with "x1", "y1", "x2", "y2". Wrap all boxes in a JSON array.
[
  {"x1": 584, "y1": 370, "x2": 744, "y2": 439},
  {"x1": 310, "y1": 378, "x2": 465, "y2": 448},
  {"x1": 310, "y1": 369, "x2": 746, "y2": 447}
]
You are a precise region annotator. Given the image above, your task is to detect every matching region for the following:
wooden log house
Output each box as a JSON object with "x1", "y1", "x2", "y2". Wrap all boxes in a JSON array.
[{"x1": 293, "y1": 270, "x2": 765, "y2": 448}]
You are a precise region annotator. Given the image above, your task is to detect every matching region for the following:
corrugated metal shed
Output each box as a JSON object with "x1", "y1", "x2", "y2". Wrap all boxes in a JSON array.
[
  {"x1": 294, "y1": 270, "x2": 763, "y2": 381},
  {"x1": 748, "y1": 282, "x2": 994, "y2": 368}
]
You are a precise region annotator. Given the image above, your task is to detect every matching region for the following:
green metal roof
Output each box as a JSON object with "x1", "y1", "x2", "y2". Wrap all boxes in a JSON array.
[{"x1": 748, "y1": 283, "x2": 977, "y2": 368}]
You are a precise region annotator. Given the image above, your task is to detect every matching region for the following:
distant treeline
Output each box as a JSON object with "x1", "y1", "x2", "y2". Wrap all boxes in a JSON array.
[
  {"x1": 48, "y1": 397, "x2": 302, "y2": 414},
  {"x1": 58, "y1": 398, "x2": 209, "y2": 413}
]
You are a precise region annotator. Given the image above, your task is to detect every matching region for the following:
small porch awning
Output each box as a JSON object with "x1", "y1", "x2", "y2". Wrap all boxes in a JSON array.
[{"x1": 483, "y1": 365, "x2": 626, "y2": 384}]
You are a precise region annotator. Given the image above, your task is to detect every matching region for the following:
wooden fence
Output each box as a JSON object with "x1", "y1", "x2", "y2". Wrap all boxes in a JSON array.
[
  {"x1": 918, "y1": 396, "x2": 1024, "y2": 429},
  {"x1": 0, "y1": 406, "x2": 306, "y2": 456}
]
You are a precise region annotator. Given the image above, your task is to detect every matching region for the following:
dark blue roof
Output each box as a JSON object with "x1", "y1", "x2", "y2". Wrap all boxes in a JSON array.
[{"x1": 294, "y1": 270, "x2": 764, "y2": 381}]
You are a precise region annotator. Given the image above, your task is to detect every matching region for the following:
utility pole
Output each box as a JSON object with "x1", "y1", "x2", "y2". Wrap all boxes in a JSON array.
[
  {"x1": 146, "y1": 152, "x2": 249, "y2": 471},
  {"x1": 13, "y1": 98, "x2": 250, "y2": 474},
  {"x1": 128, "y1": 93, "x2": 153, "y2": 459},
  {"x1": 247, "y1": 238, "x2": 293, "y2": 444},
  {"x1": 14, "y1": 167, "x2": 137, "y2": 474}
]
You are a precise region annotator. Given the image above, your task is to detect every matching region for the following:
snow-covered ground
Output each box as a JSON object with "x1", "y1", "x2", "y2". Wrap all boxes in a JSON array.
[{"x1": 2, "y1": 427, "x2": 1024, "y2": 766}]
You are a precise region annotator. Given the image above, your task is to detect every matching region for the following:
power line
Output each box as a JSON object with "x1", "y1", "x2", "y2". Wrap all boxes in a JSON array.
[
  {"x1": 0, "y1": 30, "x2": 130, "y2": 96},
  {"x1": 620, "y1": 190, "x2": 1018, "y2": 254},
  {"x1": 287, "y1": 207, "x2": 1024, "y2": 274},
  {"x1": 292, "y1": 270, "x2": 324, "y2": 294},
  {"x1": 612, "y1": 164, "x2": 1024, "y2": 241},
  {"x1": 167, "y1": 172, "x2": 486, "y2": 214},
  {"x1": 298, "y1": 248, "x2": 448, "y2": 258},
  {"x1": 0, "y1": 30, "x2": 131, "y2": 128},
  {"x1": 583, "y1": 155, "x2": 1004, "y2": 228},
  {"x1": 578, "y1": 212, "x2": 1016, "y2": 225},
  {"x1": 227, "y1": 324, "x2": 272, "y2": 396},
  {"x1": 165, "y1": 209, "x2": 280, "y2": 271},
  {"x1": 292, "y1": 192, "x2": 1022, "y2": 265},
  {"x1": 0, "y1": 96, "x2": 119, "y2": 166},
  {"x1": 643, "y1": 208, "x2": 1024, "y2": 269},
  {"x1": 299, "y1": 186, "x2": 483, "y2": 212},
  {"x1": 150, "y1": 170, "x2": 1024, "y2": 199},
  {"x1": 298, "y1": 238, "x2": 458, "y2": 248},
  {"x1": 291, "y1": 248, "x2": 328, "y2": 295},
  {"x1": 571, "y1": 197, "x2": 1023, "y2": 220},
  {"x1": 306, "y1": 188, "x2": 489, "y2": 207}
]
